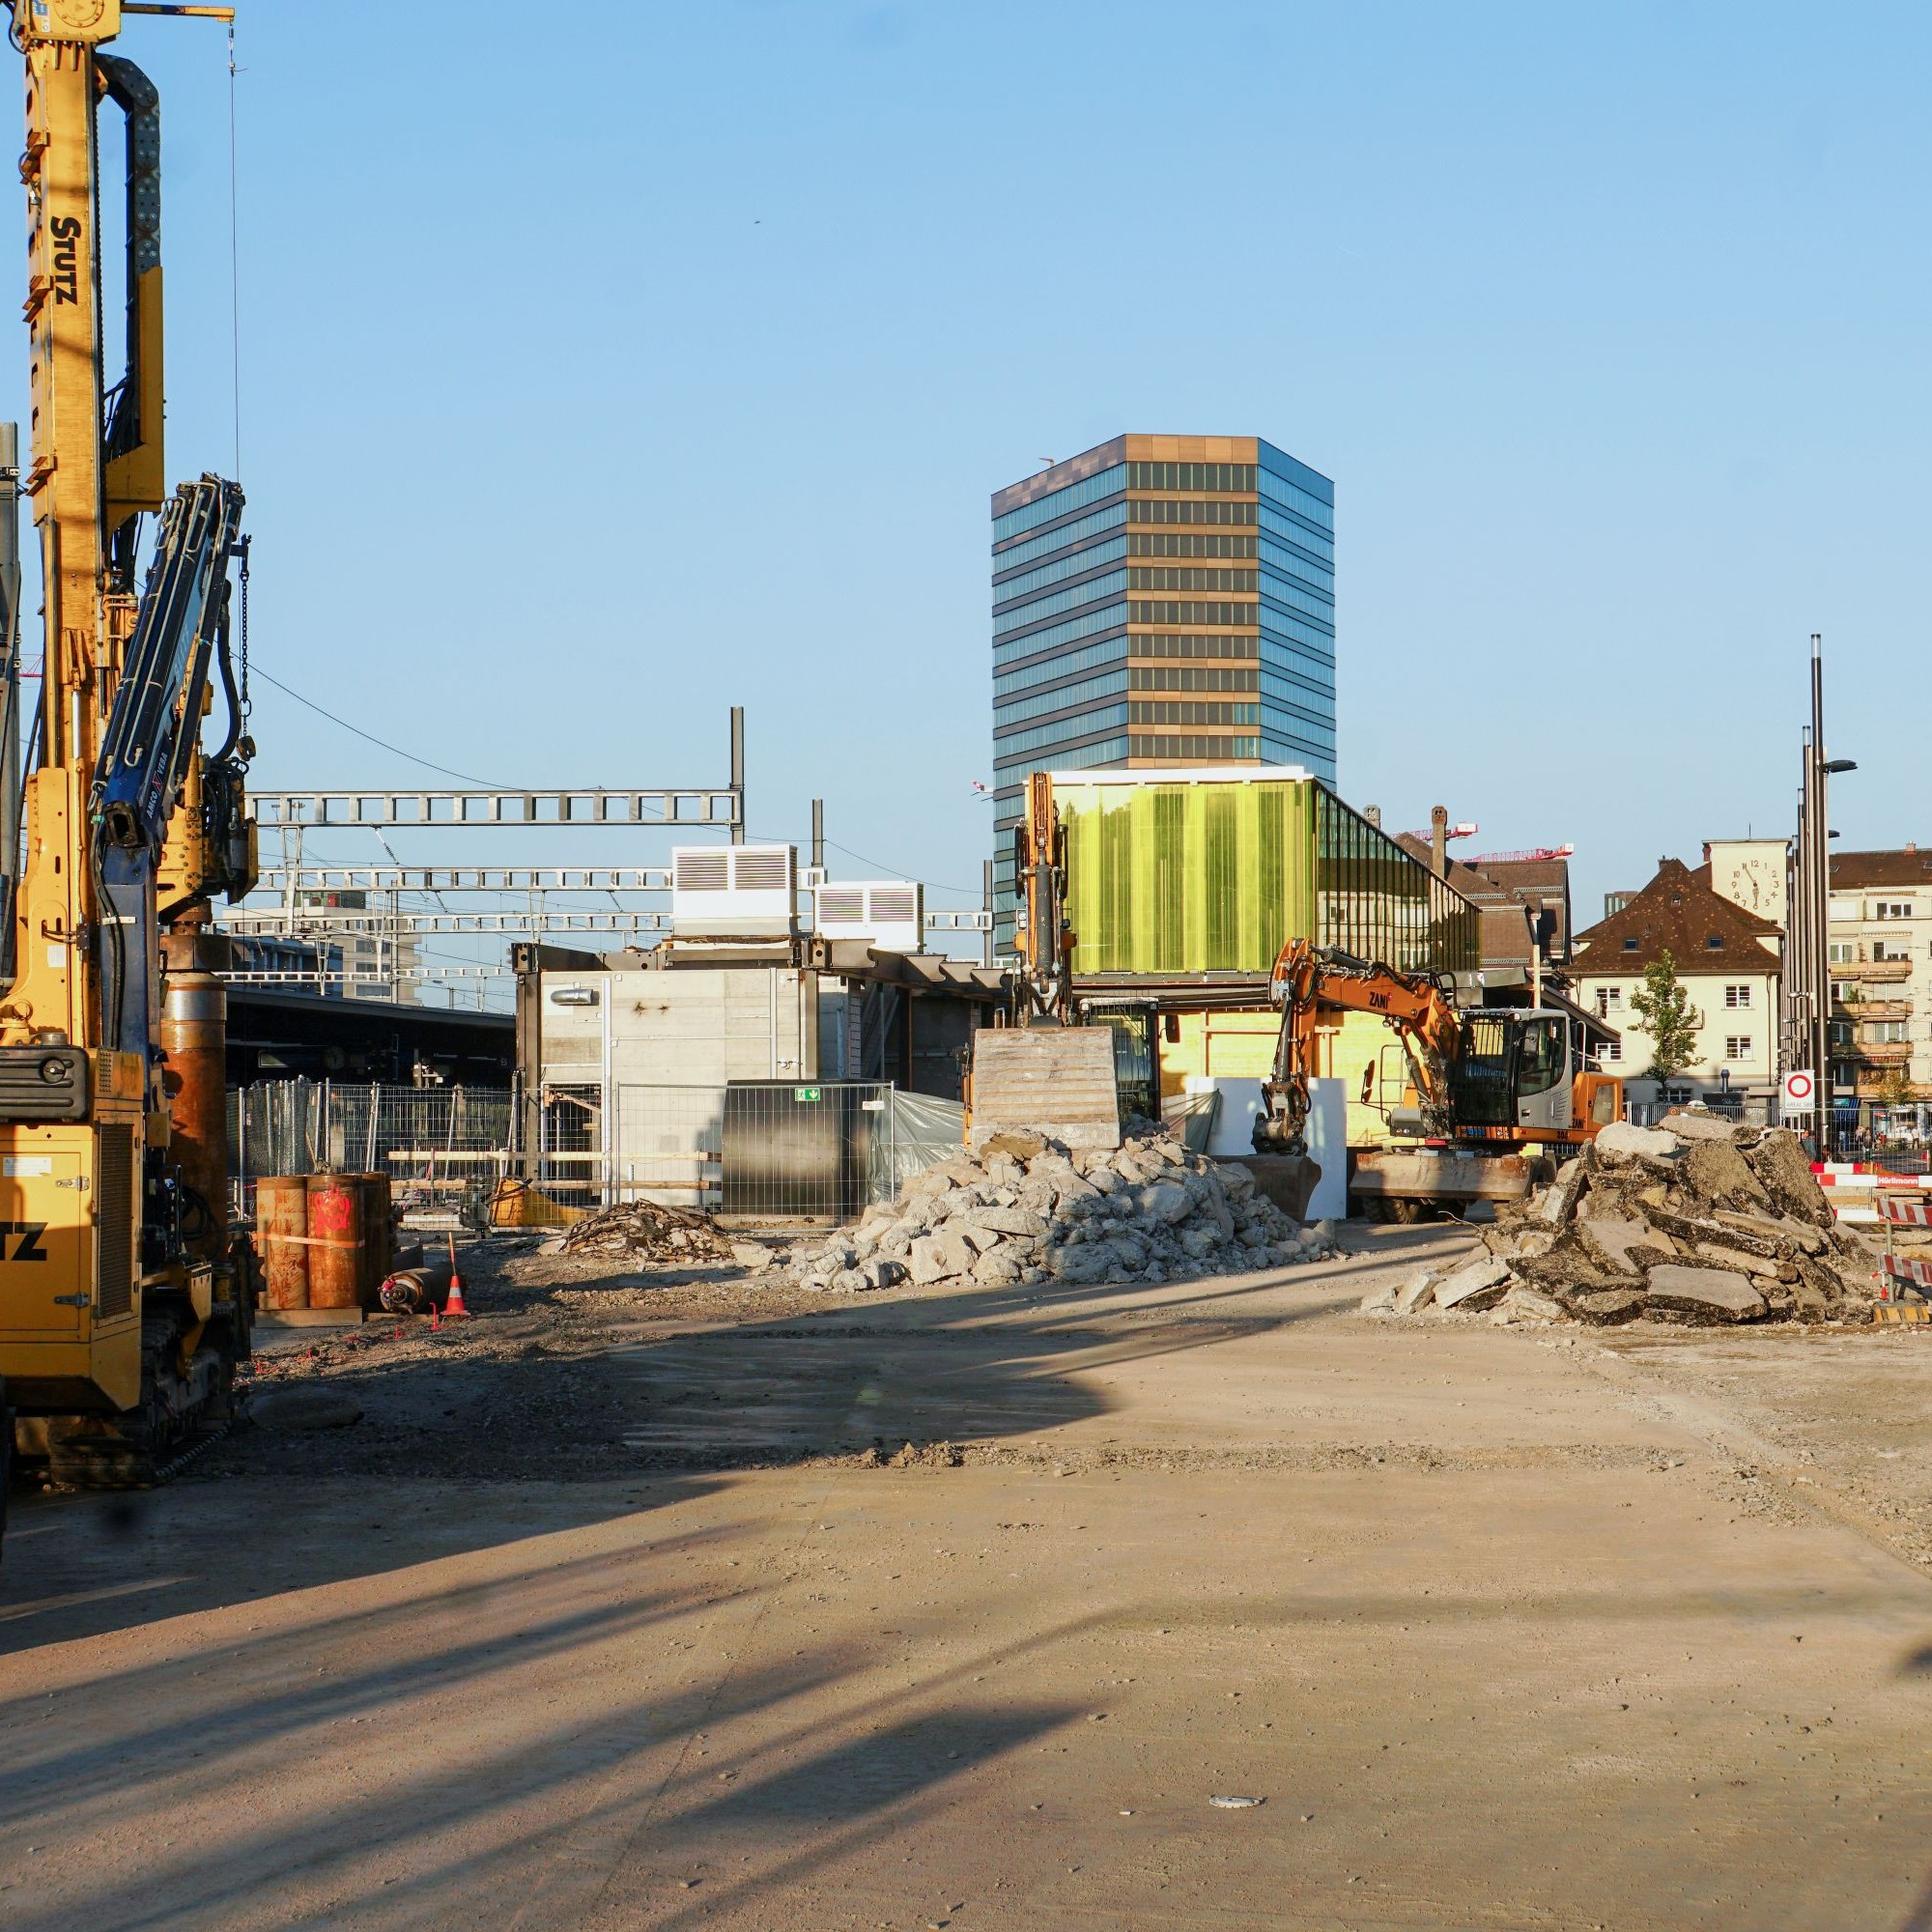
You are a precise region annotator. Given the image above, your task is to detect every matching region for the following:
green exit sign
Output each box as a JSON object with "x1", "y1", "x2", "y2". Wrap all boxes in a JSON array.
[{"x1": 793, "y1": 1086, "x2": 821, "y2": 1103}]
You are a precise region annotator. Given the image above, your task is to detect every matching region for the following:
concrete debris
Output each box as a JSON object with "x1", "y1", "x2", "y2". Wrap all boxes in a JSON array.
[
  {"x1": 1642, "y1": 1264, "x2": 1767, "y2": 1323},
  {"x1": 557, "y1": 1201, "x2": 736, "y2": 1263},
  {"x1": 1377, "y1": 1121, "x2": 1879, "y2": 1330},
  {"x1": 1434, "y1": 1255, "x2": 1514, "y2": 1312},
  {"x1": 794, "y1": 1127, "x2": 1339, "y2": 1293},
  {"x1": 1592, "y1": 1121, "x2": 1686, "y2": 1166}
]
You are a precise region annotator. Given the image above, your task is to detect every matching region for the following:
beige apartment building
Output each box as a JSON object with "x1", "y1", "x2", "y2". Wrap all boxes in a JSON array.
[{"x1": 1826, "y1": 847, "x2": 1932, "y2": 1103}]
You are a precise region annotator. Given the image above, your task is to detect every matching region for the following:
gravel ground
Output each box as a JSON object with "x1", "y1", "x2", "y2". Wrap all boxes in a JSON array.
[{"x1": 11, "y1": 1222, "x2": 1932, "y2": 1930}]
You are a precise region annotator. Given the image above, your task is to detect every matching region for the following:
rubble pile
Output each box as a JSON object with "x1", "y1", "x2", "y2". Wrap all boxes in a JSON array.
[
  {"x1": 558, "y1": 1199, "x2": 737, "y2": 1263},
  {"x1": 795, "y1": 1127, "x2": 1338, "y2": 1293},
  {"x1": 1363, "y1": 1115, "x2": 1879, "y2": 1328}
]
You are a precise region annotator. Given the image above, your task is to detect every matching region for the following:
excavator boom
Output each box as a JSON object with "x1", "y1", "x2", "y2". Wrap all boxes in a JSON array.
[{"x1": 1255, "y1": 940, "x2": 1462, "y2": 1155}]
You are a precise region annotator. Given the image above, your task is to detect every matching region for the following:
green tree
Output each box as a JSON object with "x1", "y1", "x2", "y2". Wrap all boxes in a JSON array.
[
  {"x1": 1875, "y1": 1067, "x2": 1914, "y2": 1110},
  {"x1": 1629, "y1": 951, "x2": 1702, "y2": 1087}
]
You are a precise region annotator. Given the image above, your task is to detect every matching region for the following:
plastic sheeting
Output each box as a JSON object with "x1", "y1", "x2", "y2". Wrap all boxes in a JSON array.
[{"x1": 887, "y1": 1089, "x2": 966, "y2": 1191}]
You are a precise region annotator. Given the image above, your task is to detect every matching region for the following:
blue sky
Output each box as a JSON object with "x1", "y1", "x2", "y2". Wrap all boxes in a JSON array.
[{"x1": 17, "y1": 1, "x2": 1926, "y2": 964}]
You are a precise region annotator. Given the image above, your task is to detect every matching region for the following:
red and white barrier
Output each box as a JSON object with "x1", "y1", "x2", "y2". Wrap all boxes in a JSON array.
[{"x1": 1810, "y1": 1162, "x2": 1932, "y2": 1224}]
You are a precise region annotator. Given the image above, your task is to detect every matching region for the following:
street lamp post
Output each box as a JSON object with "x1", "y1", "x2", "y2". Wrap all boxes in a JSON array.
[{"x1": 1786, "y1": 634, "x2": 1855, "y2": 1151}]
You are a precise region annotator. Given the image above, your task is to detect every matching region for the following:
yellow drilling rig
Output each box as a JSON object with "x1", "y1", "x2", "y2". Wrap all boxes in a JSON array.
[{"x1": 0, "y1": 0, "x2": 256, "y2": 1539}]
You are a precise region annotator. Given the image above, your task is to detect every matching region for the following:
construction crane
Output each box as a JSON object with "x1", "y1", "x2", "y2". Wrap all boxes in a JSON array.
[
  {"x1": 1254, "y1": 939, "x2": 1624, "y2": 1220},
  {"x1": 0, "y1": 0, "x2": 254, "y2": 1516}
]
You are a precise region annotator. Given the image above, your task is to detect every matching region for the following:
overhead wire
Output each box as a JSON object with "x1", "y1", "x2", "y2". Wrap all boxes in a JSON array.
[{"x1": 247, "y1": 663, "x2": 508, "y2": 786}]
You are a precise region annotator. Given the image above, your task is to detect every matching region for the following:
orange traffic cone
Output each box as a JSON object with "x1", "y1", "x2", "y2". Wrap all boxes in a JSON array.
[{"x1": 443, "y1": 1234, "x2": 470, "y2": 1319}]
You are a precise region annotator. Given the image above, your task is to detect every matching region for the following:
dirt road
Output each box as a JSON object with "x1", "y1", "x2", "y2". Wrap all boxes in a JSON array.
[{"x1": 5, "y1": 1226, "x2": 1932, "y2": 1930}]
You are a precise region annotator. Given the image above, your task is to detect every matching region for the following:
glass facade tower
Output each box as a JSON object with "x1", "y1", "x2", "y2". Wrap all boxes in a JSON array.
[{"x1": 990, "y1": 434, "x2": 1336, "y2": 945}]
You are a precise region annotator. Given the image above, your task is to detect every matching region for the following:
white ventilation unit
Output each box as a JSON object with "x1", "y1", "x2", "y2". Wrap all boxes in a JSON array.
[
  {"x1": 670, "y1": 843, "x2": 798, "y2": 937},
  {"x1": 812, "y1": 879, "x2": 925, "y2": 952}
]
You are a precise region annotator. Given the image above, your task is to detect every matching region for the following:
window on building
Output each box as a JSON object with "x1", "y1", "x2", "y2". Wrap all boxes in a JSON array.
[
  {"x1": 1663, "y1": 1084, "x2": 1695, "y2": 1105},
  {"x1": 1724, "y1": 1036, "x2": 1751, "y2": 1061},
  {"x1": 1622, "y1": 937, "x2": 1639, "y2": 952},
  {"x1": 1874, "y1": 939, "x2": 1911, "y2": 962},
  {"x1": 1865, "y1": 1020, "x2": 1912, "y2": 1044},
  {"x1": 1876, "y1": 901, "x2": 1914, "y2": 920},
  {"x1": 1594, "y1": 986, "x2": 1621, "y2": 1016},
  {"x1": 1705, "y1": 934, "x2": 1724, "y2": 950},
  {"x1": 1829, "y1": 1020, "x2": 1854, "y2": 1049},
  {"x1": 1601, "y1": 1037, "x2": 1623, "y2": 1063},
  {"x1": 1831, "y1": 980, "x2": 1856, "y2": 1004},
  {"x1": 1829, "y1": 941, "x2": 1855, "y2": 963},
  {"x1": 1723, "y1": 984, "x2": 1751, "y2": 1009}
]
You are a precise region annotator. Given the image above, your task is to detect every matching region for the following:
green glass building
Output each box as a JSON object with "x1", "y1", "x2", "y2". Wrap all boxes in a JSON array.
[{"x1": 1052, "y1": 769, "x2": 1478, "y2": 981}]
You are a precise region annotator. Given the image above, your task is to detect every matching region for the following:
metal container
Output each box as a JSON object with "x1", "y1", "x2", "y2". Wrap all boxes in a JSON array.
[
  {"x1": 257, "y1": 1174, "x2": 309, "y2": 1310},
  {"x1": 305, "y1": 1172, "x2": 364, "y2": 1309}
]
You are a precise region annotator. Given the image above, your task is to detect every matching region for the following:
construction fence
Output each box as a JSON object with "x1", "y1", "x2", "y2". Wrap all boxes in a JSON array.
[{"x1": 228, "y1": 1078, "x2": 963, "y2": 1228}]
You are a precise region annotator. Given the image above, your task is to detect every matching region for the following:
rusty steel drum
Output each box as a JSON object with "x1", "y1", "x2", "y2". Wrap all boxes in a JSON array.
[
  {"x1": 305, "y1": 1172, "x2": 364, "y2": 1310},
  {"x1": 355, "y1": 1174, "x2": 394, "y2": 1296},
  {"x1": 257, "y1": 1175, "x2": 309, "y2": 1310}
]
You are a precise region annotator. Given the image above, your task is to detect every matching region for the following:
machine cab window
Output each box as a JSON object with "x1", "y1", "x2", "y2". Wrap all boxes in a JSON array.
[{"x1": 1516, "y1": 1017, "x2": 1565, "y2": 1096}]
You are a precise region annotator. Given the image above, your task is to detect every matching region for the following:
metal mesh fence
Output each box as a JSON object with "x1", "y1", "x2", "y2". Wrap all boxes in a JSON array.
[
  {"x1": 228, "y1": 1077, "x2": 959, "y2": 1230},
  {"x1": 611, "y1": 1081, "x2": 900, "y2": 1222},
  {"x1": 229, "y1": 1080, "x2": 514, "y2": 1224}
]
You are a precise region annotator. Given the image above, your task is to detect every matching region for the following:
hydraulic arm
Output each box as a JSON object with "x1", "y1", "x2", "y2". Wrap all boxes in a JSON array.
[{"x1": 1254, "y1": 940, "x2": 1463, "y2": 1155}]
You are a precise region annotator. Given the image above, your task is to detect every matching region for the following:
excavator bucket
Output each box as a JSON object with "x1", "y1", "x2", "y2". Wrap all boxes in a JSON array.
[{"x1": 968, "y1": 1027, "x2": 1122, "y2": 1152}]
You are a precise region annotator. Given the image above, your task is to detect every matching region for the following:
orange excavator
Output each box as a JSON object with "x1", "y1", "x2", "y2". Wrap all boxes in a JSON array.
[
  {"x1": 1255, "y1": 940, "x2": 1624, "y2": 1218},
  {"x1": 1254, "y1": 941, "x2": 1463, "y2": 1155}
]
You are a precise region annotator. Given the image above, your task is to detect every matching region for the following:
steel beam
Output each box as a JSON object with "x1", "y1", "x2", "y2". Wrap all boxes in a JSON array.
[
  {"x1": 247, "y1": 788, "x2": 740, "y2": 829},
  {"x1": 224, "y1": 909, "x2": 669, "y2": 935},
  {"x1": 249, "y1": 866, "x2": 673, "y2": 894}
]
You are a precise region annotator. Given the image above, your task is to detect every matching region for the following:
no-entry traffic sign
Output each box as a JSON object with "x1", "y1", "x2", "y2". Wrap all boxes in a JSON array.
[{"x1": 1781, "y1": 1068, "x2": 1816, "y2": 1112}]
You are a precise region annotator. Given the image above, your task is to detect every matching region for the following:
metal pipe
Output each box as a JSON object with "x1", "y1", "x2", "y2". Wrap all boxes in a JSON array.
[
  {"x1": 982, "y1": 858, "x2": 995, "y2": 970},
  {"x1": 729, "y1": 705, "x2": 745, "y2": 846},
  {"x1": 160, "y1": 927, "x2": 232, "y2": 1259},
  {"x1": 810, "y1": 798, "x2": 824, "y2": 872}
]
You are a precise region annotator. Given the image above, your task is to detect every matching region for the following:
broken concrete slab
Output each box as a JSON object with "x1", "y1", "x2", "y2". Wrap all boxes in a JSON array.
[
  {"x1": 1395, "y1": 1269, "x2": 1440, "y2": 1316},
  {"x1": 1658, "y1": 1110, "x2": 1743, "y2": 1144},
  {"x1": 1435, "y1": 1255, "x2": 1514, "y2": 1312},
  {"x1": 1577, "y1": 1215, "x2": 1665, "y2": 1278},
  {"x1": 1744, "y1": 1128, "x2": 1834, "y2": 1228},
  {"x1": 1683, "y1": 1139, "x2": 1772, "y2": 1212},
  {"x1": 1644, "y1": 1264, "x2": 1767, "y2": 1323},
  {"x1": 1690, "y1": 1240, "x2": 1789, "y2": 1281},
  {"x1": 1564, "y1": 1288, "x2": 1649, "y2": 1325},
  {"x1": 1594, "y1": 1122, "x2": 1684, "y2": 1165},
  {"x1": 1493, "y1": 1285, "x2": 1566, "y2": 1324},
  {"x1": 1540, "y1": 1156, "x2": 1592, "y2": 1226}
]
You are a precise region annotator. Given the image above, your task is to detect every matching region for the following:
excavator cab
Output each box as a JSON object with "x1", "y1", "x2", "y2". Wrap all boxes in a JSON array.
[{"x1": 1449, "y1": 1009, "x2": 1619, "y2": 1140}]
